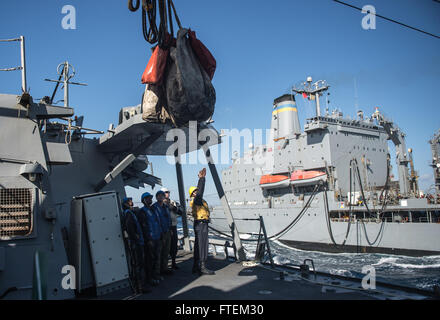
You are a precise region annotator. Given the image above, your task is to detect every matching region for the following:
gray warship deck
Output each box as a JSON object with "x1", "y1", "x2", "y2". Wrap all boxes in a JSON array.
[
  {"x1": 94, "y1": 252, "x2": 433, "y2": 300},
  {"x1": 95, "y1": 253, "x2": 373, "y2": 300}
]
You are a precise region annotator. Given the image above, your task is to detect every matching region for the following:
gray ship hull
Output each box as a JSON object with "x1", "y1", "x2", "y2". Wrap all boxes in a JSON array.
[{"x1": 210, "y1": 191, "x2": 440, "y2": 257}]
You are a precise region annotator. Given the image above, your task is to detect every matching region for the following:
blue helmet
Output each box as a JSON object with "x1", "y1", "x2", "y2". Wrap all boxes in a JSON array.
[
  {"x1": 156, "y1": 190, "x2": 165, "y2": 198},
  {"x1": 122, "y1": 197, "x2": 132, "y2": 204},
  {"x1": 141, "y1": 192, "x2": 153, "y2": 201}
]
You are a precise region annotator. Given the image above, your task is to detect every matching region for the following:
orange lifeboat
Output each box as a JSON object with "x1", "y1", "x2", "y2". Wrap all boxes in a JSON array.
[
  {"x1": 290, "y1": 170, "x2": 326, "y2": 186},
  {"x1": 259, "y1": 174, "x2": 290, "y2": 189}
]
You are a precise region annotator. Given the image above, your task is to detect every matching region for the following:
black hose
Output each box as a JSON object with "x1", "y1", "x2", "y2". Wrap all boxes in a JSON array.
[
  {"x1": 265, "y1": 183, "x2": 320, "y2": 240},
  {"x1": 204, "y1": 184, "x2": 320, "y2": 242},
  {"x1": 324, "y1": 160, "x2": 356, "y2": 247},
  {"x1": 324, "y1": 183, "x2": 347, "y2": 247},
  {"x1": 128, "y1": 0, "x2": 140, "y2": 12},
  {"x1": 351, "y1": 158, "x2": 388, "y2": 246}
]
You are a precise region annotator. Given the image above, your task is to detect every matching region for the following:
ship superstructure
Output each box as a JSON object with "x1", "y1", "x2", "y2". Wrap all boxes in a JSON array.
[
  {"x1": 211, "y1": 77, "x2": 440, "y2": 256},
  {"x1": 0, "y1": 38, "x2": 220, "y2": 299}
]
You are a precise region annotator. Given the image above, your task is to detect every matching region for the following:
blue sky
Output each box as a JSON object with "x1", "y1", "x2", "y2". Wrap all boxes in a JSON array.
[{"x1": 1, "y1": 0, "x2": 439, "y2": 205}]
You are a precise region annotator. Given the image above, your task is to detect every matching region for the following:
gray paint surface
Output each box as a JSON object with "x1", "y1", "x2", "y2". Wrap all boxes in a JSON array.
[{"x1": 210, "y1": 89, "x2": 440, "y2": 256}]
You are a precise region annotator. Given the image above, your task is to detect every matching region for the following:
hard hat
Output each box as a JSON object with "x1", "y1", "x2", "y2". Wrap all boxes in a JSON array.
[
  {"x1": 161, "y1": 187, "x2": 170, "y2": 193},
  {"x1": 122, "y1": 197, "x2": 132, "y2": 204},
  {"x1": 156, "y1": 190, "x2": 165, "y2": 198},
  {"x1": 189, "y1": 186, "x2": 198, "y2": 197},
  {"x1": 141, "y1": 192, "x2": 153, "y2": 201}
]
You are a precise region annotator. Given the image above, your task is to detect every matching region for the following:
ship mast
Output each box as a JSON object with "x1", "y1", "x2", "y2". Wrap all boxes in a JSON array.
[
  {"x1": 292, "y1": 77, "x2": 330, "y2": 117},
  {"x1": 429, "y1": 130, "x2": 440, "y2": 194},
  {"x1": 44, "y1": 61, "x2": 87, "y2": 108}
]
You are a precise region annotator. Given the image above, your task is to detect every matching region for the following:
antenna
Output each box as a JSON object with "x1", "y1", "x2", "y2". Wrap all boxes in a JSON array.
[
  {"x1": 44, "y1": 61, "x2": 87, "y2": 108},
  {"x1": 354, "y1": 77, "x2": 359, "y2": 109},
  {"x1": 292, "y1": 77, "x2": 329, "y2": 117},
  {"x1": 354, "y1": 77, "x2": 360, "y2": 119},
  {"x1": 0, "y1": 36, "x2": 27, "y2": 93}
]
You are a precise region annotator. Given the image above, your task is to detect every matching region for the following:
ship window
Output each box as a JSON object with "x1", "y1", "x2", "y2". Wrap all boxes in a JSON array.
[{"x1": 0, "y1": 188, "x2": 33, "y2": 239}]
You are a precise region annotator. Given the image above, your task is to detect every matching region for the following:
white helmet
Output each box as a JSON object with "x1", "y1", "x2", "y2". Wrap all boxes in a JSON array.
[{"x1": 161, "y1": 187, "x2": 170, "y2": 193}]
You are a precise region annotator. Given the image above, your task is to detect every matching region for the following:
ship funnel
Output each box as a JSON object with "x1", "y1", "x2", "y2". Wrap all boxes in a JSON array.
[{"x1": 271, "y1": 94, "x2": 301, "y2": 138}]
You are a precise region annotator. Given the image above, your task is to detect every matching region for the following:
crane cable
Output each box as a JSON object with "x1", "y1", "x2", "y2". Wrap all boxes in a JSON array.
[{"x1": 128, "y1": 0, "x2": 182, "y2": 47}]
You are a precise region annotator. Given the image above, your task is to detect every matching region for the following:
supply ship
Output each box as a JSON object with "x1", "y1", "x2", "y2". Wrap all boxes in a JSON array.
[{"x1": 210, "y1": 77, "x2": 440, "y2": 257}]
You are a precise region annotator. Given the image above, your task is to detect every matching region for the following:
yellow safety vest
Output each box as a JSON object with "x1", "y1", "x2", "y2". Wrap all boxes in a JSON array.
[{"x1": 190, "y1": 197, "x2": 210, "y2": 220}]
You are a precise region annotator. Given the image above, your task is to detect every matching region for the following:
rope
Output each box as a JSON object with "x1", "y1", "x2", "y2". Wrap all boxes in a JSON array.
[
  {"x1": 129, "y1": 0, "x2": 182, "y2": 46},
  {"x1": 142, "y1": 0, "x2": 159, "y2": 44}
]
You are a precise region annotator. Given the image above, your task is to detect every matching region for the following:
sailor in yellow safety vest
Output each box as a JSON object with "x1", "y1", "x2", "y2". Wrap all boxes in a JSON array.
[{"x1": 189, "y1": 168, "x2": 215, "y2": 275}]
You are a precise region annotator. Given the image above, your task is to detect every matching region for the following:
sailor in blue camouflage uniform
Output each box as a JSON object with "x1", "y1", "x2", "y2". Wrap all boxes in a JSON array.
[
  {"x1": 153, "y1": 190, "x2": 174, "y2": 275},
  {"x1": 121, "y1": 197, "x2": 150, "y2": 294},
  {"x1": 139, "y1": 192, "x2": 163, "y2": 285}
]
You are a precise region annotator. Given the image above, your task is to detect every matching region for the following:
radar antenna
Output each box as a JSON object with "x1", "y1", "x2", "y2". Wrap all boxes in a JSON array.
[
  {"x1": 44, "y1": 61, "x2": 87, "y2": 108},
  {"x1": 292, "y1": 77, "x2": 329, "y2": 117}
]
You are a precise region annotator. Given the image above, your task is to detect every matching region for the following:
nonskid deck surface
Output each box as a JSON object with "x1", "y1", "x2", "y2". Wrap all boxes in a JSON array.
[{"x1": 95, "y1": 252, "x2": 377, "y2": 300}]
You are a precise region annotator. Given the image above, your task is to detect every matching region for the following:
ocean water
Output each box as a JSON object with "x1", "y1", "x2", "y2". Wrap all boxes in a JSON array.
[
  {"x1": 267, "y1": 240, "x2": 440, "y2": 291},
  {"x1": 179, "y1": 224, "x2": 440, "y2": 291}
]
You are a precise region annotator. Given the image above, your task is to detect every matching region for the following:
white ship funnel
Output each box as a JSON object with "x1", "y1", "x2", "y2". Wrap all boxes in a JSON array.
[{"x1": 271, "y1": 94, "x2": 301, "y2": 138}]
